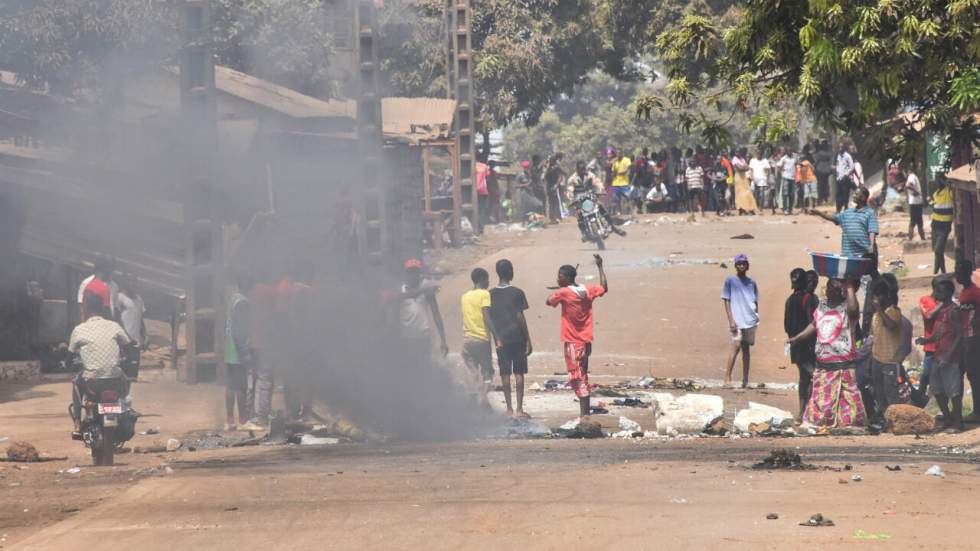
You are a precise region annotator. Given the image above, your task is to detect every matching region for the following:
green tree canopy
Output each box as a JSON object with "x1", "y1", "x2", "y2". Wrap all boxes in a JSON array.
[{"x1": 644, "y1": 0, "x2": 980, "y2": 161}]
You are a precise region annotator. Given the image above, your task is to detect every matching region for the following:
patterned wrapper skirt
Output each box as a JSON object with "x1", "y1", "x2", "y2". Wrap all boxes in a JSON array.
[{"x1": 803, "y1": 362, "x2": 866, "y2": 428}]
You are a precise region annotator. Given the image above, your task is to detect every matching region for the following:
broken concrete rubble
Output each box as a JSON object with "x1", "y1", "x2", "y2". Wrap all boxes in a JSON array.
[
  {"x1": 733, "y1": 402, "x2": 794, "y2": 433},
  {"x1": 654, "y1": 393, "x2": 724, "y2": 435}
]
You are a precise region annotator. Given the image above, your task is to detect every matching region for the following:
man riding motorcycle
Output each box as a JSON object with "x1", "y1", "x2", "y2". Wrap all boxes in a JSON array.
[
  {"x1": 566, "y1": 161, "x2": 626, "y2": 241},
  {"x1": 69, "y1": 294, "x2": 131, "y2": 439}
]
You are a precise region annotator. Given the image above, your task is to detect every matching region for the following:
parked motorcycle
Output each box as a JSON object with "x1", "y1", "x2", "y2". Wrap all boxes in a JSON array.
[
  {"x1": 572, "y1": 192, "x2": 614, "y2": 250},
  {"x1": 71, "y1": 373, "x2": 137, "y2": 466}
]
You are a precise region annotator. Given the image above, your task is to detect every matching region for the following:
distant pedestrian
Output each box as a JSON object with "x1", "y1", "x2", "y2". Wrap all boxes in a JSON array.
[
  {"x1": 722, "y1": 254, "x2": 759, "y2": 388},
  {"x1": 224, "y1": 271, "x2": 252, "y2": 431},
  {"x1": 916, "y1": 280, "x2": 963, "y2": 431},
  {"x1": 778, "y1": 146, "x2": 798, "y2": 214},
  {"x1": 685, "y1": 158, "x2": 706, "y2": 217},
  {"x1": 460, "y1": 268, "x2": 499, "y2": 394},
  {"x1": 834, "y1": 141, "x2": 856, "y2": 213},
  {"x1": 929, "y1": 176, "x2": 954, "y2": 274},
  {"x1": 749, "y1": 150, "x2": 770, "y2": 213},
  {"x1": 797, "y1": 153, "x2": 818, "y2": 211},
  {"x1": 784, "y1": 268, "x2": 817, "y2": 418},
  {"x1": 814, "y1": 140, "x2": 833, "y2": 204},
  {"x1": 904, "y1": 170, "x2": 925, "y2": 240},
  {"x1": 546, "y1": 255, "x2": 608, "y2": 418},
  {"x1": 490, "y1": 259, "x2": 532, "y2": 417},
  {"x1": 788, "y1": 278, "x2": 866, "y2": 430}
]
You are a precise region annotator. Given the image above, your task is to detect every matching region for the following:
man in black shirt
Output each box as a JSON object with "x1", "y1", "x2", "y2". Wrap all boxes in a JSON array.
[
  {"x1": 489, "y1": 259, "x2": 533, "y2": 417},
  {"x1": 785, "y1": 268, "x2": 818, "y2": 418}
]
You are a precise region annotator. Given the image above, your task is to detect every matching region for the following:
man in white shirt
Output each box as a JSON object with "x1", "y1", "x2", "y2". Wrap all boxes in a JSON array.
[
  {"x1": 116, "y1": 276, "x2": 146, "y2": 380},
  {"x1": 905, "y1": 171, "x2": 925, "y2": 240},
  {"x1": 749, "y1": 150, "x2": 770, "y2": 213},
  {"x1": 778, "y1": 147, "x2": 798, "y2": 214},
  {"x1": 834, "y1": 141, "x2": 855, "y2": 213}
]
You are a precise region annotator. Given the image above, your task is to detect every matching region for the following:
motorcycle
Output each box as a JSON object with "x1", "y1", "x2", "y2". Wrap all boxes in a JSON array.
[
  {"x1": 572, "y1": 191, "x2": 614, "y2": 250},
  {"x1": 70, "y1": 359, "x2": 137, "y2": 466}
]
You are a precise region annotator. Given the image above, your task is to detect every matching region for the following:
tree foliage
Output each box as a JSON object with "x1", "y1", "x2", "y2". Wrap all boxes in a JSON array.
[
  {"x1": 646, "y1": 0, "x2": 980, "y2": 161},
  {"x1": 0, "y1": 0, "x2": 335, "y2": 99}
]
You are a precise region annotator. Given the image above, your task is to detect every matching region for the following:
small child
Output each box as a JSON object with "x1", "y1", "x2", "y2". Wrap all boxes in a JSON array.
[
  {"x1": 917, "y1": 280, "x2": 964, "y2": 431},
  {"x1": 546, "y1": 254, "x2": 608, "y2": 418}
]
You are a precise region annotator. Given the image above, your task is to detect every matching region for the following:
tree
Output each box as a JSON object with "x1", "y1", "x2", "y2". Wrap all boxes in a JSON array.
[
  {"x1": 0, "y1": 0, "x2": 335, "y2": 100},
  {"x1": 644, "y1": 0, "x2": 980, "y2": 162}
]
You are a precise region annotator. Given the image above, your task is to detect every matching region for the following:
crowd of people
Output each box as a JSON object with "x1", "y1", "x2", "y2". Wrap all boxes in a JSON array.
[{"x1": 509, "y1": 139, "x2": 870, "y2": 222}]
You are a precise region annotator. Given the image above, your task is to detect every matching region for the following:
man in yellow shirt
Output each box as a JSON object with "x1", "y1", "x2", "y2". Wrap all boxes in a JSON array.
[
  {"x1": 460, "y1": 268, "x2": 500, "y2": 389},
  {"x1": 930, "y1": 176, "x2": 954, "y2": 274},
  {"x1": 609, "y1": 148, "x2": 633, "y2": 215}
]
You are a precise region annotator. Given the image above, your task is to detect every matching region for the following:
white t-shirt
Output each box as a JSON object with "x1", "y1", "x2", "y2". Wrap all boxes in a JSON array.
[
  {"x1": 749, "y1": 158, "x2": 769, "y2": 187},
  {"x1": 399, "y1": 283, "x2": 432, "y2": 340},
  {"x1": 906, "y1": 173, "x2": 923, "y2": 205},
  {"x1": 117, "y1": 292, "x2": 145, "y2": 342}
]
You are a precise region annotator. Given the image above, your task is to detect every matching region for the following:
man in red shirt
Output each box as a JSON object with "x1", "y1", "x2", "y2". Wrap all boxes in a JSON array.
[
  {"x1": 956, "y1": 261, "x2": 980, "y2": 418},
  {"x1": 546, "y1": 254, "x2": 608, "y2": 418}
]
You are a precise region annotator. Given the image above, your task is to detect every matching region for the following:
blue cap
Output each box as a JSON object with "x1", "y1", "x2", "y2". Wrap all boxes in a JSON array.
[{"x1": 734, "y1": 253, "x2": 749, "y2": 264}]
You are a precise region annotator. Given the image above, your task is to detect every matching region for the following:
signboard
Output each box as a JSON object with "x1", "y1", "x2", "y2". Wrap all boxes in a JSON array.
[{"x1": 925, "y1": 130, "x2": 949, "y2": 185}]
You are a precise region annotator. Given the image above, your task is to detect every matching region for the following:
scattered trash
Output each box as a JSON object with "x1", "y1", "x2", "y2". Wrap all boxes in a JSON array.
[
  {"x1": 61, "y1": 507, "x2": 80, "y2": 514},
  {"x1": 164, "y1": 466, "x2": 174, "y2": 474},
  {"x1": 5, "y1": 441, "x2": 40, "y2": 462},
  {"x1": 556, "y1": 418, "x2": 604, "y2": 439},
  {"x1": 800, "y1": 513, "x2": 835, "y2": 527},
  {"x1": 139, "y1": 428, "x2": 160, "y2": 436},
  {"x1": 917, "y1": 264, "x2": 931, "y2": 270},
  {"x1": 753, "y1": 449, "x2": 816, "y2": 471},
  {"x1": 58, "y1": 467, "x2": 81, "y2": 475},
  {"x1": 618, "y1": 416, "x2": 641, "y2": 432},
  {"x1": 730, "y1": 233, "x2": 754, "y2": 239},
  {"x1": 299, "y1": 434, "x2": 340, "y2": 446},
  {"x1": 766, "y1": 513, "x2": 779, "y2": 520},
  {"x1": 559, "y1": 418, "x2": 580, "y2": 431},
  {"x1": 625, "y1": 376, "x2": 656, "y2": 389},
  {"x1": 886, "y1": 465, "x2": 902, "y2": 472},
  {"x1": 669, "y1": 497, "x2": 688, "y2": 504},
  {"x1": 719, "y1": 263, "x2": 728, "y2": 269},
  {"x1": 851, "y1": 474, "x2": 863, "y2": 482},
  {"x1": 612, "y1": 398, "x2": 646, "y2": 407},
  {"x1": 655, "y1": 393, "x2": 724, "y2": 435},
  {"x1": 854, "y1": 530, "x2": 892, "y2": 540},
  {"x1": 165, "y1": 438, "x2": 182, "y2": 452},
  {"x1": 528, "y1": 382, "x2": 543, "y2": 391},
  {"x1": 224, "y1": 506, "x2": 239, "y2": 512},
  {"x1": 133, "y1": 444, "x2": 169, "y2": 454},
  {"x1": 924, "y1": 465, "x2": 945, "y2": 478},
  {"x1": 589, "y1": 406, "x2": 609, "y2": 415}
]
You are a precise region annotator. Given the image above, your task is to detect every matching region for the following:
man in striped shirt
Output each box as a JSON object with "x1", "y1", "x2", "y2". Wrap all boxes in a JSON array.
[{"x1": 808, "y1": 186, "x2": 879, "y2": 260}]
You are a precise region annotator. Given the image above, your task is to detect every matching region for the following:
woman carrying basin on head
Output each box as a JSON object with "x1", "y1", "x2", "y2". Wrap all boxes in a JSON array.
[{"x1": 787, "y1": 278, "x2": 866, "y2": 430}]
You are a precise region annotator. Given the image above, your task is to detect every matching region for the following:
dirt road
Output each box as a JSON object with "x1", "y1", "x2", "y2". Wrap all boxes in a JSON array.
[{"x1": 4, "y1": 211, "x2": 978, "y2": 550}]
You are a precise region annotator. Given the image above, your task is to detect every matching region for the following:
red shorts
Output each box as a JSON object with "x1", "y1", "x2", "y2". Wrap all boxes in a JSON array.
[{"x1": 563, "y1": 342, "x2": 592, "y2": 398}]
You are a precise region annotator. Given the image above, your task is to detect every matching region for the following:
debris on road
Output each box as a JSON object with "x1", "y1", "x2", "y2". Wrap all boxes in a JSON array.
[
  {"x1": 800, "y1": 513, "x2": 835, "y2": 527},
  {"x1": 654, "y1": 393, "x2": 724, "y2": 435},
  {"x1": 925, "y1": 465, "x2": 945, "y2": 478},
  {"x1": 133, "y1": 443, "x2": 169, "y2": 454},
  {"x1": 884, "y1": 404, "x2": 934, "y2": 435},
  {"x1": 611, "y1": 398, "x2": 646, "y2": 407},
  {"x1": 886, "y1": 465, "x2": 902, "y2": 471},
  {"x1": 299, "y1": 434, "x2": 340, "y2": 446},
  {"x1": 753, "y1": 449, "x2": 817, "y2": 471},
  {"x1": 139, "y1": 428, "x2": 160, "y2": 436},
  {"x1": 854, "y1": 529, "x2": 892, "y2": 540},
  {"x1": 851, "y1": 474, "x2": 863, "y2": 482},
  {"x1": 166, "y1": 438, "x2": 182, "y2": 452},
  {"x1": 618, "y1": 416, "x2": 641, "y2": 432},
  {"x1": 5, "y1": 441, "x2": 39, "y2": 462},
  {"x1": 555, "y1": 418, "x2": 604, "y2": 439},
  {"x1": 766, "y1": 513, "x2": 779, "y2": 520},
  {"x1": 733, "y1": 402, "x2": 794, "y2": 434},
  {"x1": 730, "y1": 233, "x2": 754, "y2": 239},
  {"x1": 57, "y1": 467, "x2": 81, "y2": 475}
]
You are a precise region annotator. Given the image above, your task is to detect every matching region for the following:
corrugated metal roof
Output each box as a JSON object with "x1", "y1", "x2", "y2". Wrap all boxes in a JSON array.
[
  {"x1": 381, "y1": 97, "x2": 456, "y2": 144},
  {"x1": 213, "y1": 66, "x2": 354, "y2": 120}
]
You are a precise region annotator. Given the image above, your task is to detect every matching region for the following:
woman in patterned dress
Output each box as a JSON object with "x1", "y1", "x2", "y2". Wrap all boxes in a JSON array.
[{"x1": 787, "y1": 278, "x2": 867, "y2": 429}]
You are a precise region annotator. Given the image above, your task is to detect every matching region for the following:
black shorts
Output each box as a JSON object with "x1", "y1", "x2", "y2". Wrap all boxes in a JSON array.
[
  {"x1": 497, "y1": 341, "x2": 529, "y2": 376},
  {"x1": 909, "y1": 204, "x2": 923, "y2": 226}
]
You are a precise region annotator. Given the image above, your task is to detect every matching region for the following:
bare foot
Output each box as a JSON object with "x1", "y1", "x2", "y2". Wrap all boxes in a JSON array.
[{"x1": 515, "y1": 410, "x2": 531, "y2": 419}]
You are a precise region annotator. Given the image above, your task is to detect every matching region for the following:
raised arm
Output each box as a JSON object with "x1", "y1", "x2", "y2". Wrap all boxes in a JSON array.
[
  {"x1": 845, "y1": 282, "x2": 860, "y2": 318},
  {"x1": 595, "y1": 254, "x2": 608, "y2": 293},
  {"x1": 808, "y1": 209, "x2": 838, "y2": 223}
]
